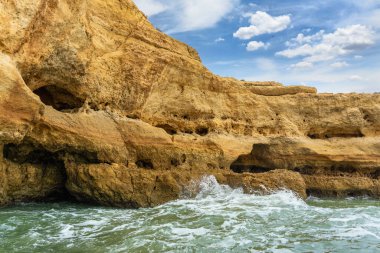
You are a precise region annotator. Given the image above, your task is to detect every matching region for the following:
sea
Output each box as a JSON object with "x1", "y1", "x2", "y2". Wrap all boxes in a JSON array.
[{"x1": 1, "y1": 176, "x2": 379, "y2": 253}]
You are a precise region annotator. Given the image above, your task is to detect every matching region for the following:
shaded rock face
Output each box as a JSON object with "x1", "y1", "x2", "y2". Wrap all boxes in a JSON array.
[
  {"x1": 0, "y1": 141, "x2": 68, "y2": 205},
  {"x1": 0, "y1": 0, "x2": 379, "y2": 207},
  {"x1": 230, "y1": 138, "x2": 380, "y2": 197}
]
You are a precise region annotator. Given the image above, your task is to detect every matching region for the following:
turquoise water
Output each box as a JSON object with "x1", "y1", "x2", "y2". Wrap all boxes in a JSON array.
[{"x1": 1, "y1": 176, "x2": 380, "y2": 253}]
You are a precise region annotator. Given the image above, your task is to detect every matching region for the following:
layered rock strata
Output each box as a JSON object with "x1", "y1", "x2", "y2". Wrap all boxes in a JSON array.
[{"x1": 0, "y1": 0, "x2": 379, "y2": 207}]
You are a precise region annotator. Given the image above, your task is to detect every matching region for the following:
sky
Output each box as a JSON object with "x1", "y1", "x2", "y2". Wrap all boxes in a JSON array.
[{"x1": 133, "y1": 0, "x2": 380, "y2": 93}]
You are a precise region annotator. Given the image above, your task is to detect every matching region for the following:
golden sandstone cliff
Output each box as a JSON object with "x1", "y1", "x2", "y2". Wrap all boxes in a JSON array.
[{"x1": 0, "y1": 0, "x2": 379, "y2": 207}]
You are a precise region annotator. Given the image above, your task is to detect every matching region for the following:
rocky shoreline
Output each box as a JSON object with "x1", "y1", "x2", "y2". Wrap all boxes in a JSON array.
[{"x1": 1, "y1": 0, "x2": 379, "y2": 208}]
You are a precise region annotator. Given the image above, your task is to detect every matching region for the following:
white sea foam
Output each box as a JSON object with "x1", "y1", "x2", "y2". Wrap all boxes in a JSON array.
[
  {"x1": 0, "y1": 224, "x2": 16, "y2": 231},
  {"x1": 171, "y1": 227, "x2": 209, "y2": 236},
  {"x1": 337, "y1": 227, "x2": 380, "y2": 239},
  {"x1": 59, "y1": 224, "x2": 75, "y2": 239}
]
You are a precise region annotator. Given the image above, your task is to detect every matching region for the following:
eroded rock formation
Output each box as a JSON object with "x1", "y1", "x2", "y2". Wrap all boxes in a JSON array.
[{"x1": 0, "y1": 0, "x2": 379, "y2": 207}]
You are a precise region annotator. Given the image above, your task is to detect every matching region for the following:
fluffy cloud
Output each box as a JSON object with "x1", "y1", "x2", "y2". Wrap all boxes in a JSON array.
[
  {"x1": 324, "y1": 25, "x2": 375, "y2": 50},
  {"x1": 133, "y1": 0, "x2": 168, "y2": 16},
  {"x1": 277, "y1": 25, "x2": 375, "y2": 65},
  {"x1": 174, "y1": 0, "x2": 239, "y2": 33},
  {"x1": 246, "y1": 41, "x2": 269, "y2": 51},
  {"x1": 134, "y1": 0, "x2": 240, "y2": 33},
  {"x1": 233, "y1": 11, "x2": 291, "y2": 40},
  {"x1": 285, "y1": 30, "x2": 325, "y2": 47}
]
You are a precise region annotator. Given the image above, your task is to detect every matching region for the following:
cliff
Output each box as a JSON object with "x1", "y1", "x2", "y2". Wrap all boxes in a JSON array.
[{"x1": 1, "y1": 0, "x2": 379, "y2": 207}]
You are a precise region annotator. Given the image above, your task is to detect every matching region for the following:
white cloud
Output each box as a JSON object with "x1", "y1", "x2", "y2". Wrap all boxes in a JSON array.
[
  {"x1": 172, "y1": 0, "x2": 239, "y2": 33},
  {"x1": 215, "y1": 37, "x2": 225, "y2": 43},
  {"x1": 174, "y1": 0, "x2": 238, "y2": 33},
  {"x1": 349, "y1": 75, "x2": 364, "y2": 81},
  {"x1": 354, "y1": 55, "x2": 363, "y2": 59},
  {"x1": 290, "y1": 61, "x2": 313, "y2": 69},
  {"x1": 233, "y1": 11, "x2": 291, "y2": 40},
  {"x1": 277, "y1": 25, "x2": 375, "y2": 66},
  {"x1": 330, "y1": 61, "x2": 349, "y2": 68},
  {"x1": 323, "y1": 25, "x2": 375, "y2": 50},
  {"x1": 133, "y1": 0, "x2": 239, "y2": 33},
  {"x1": 246, "y1": 41, "x2": 269, "y2": 51},
  {"x1": 285, "y1": 30, "x2": 325, "y2": 47},
  {"x1": 133, "y1": 0, "x2": 168, "y2": 16}
]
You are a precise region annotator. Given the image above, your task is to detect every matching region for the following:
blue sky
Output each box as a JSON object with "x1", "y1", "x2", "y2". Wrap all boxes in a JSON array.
[{"x1": 134, "y1": 0, "x2": 380, "y2": 93}]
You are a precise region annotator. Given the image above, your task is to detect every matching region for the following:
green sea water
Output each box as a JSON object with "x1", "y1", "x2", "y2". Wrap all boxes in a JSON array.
[{"x1": 1, "y1": 176, "x2": 379, "y2": 253}]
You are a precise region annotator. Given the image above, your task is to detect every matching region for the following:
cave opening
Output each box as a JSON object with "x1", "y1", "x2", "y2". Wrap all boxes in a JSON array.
[
  {"x1": 230, "y1": 155, "x2": 273, "y2": 173},
  {"x1": 307, "y1": 130, "x2": 364, "y2": 139},
  {"x1": 4, "y1": 143, "x2": 63, "y2": 165},
  {"x1": 136, "y1": 159, "x2": 154, "y2": 169},
  {"x1": 155, "y1": 124, "x2": 177, "y2": 135},
  {"x1": 33, "y1": 85, "x2": 85, "y2": 112},
  {"x1": 3, "y1": 142, "x2": 72, "y2": 202},
  {"x1": 195, "y1": 127, "x2": 209, "y2": 136},
  {"x1": 230, "y1": 162, "x2": 273, "y2": 173},
  {"x1": 2, "y1": 142, "x2": 103, "y2": 203}
]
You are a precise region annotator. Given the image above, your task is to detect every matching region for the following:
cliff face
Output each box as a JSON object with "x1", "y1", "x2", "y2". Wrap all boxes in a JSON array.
[{"x1": 1, "y1": 0, "x2": 379, "y2": 207}]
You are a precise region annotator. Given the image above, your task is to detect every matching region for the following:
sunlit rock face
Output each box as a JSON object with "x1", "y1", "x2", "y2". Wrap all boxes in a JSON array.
[{"x1": 0, "y1": 0, "x2": 379, "y2": 207}]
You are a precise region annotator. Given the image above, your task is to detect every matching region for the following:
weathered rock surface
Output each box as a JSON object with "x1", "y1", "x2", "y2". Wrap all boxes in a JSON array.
[
  {"x1": 0, "y1": 0, "x2": 379, "y2": 207},
  {"x1": 231, "y1": 137, "x2": 380, "y2": 197}
]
